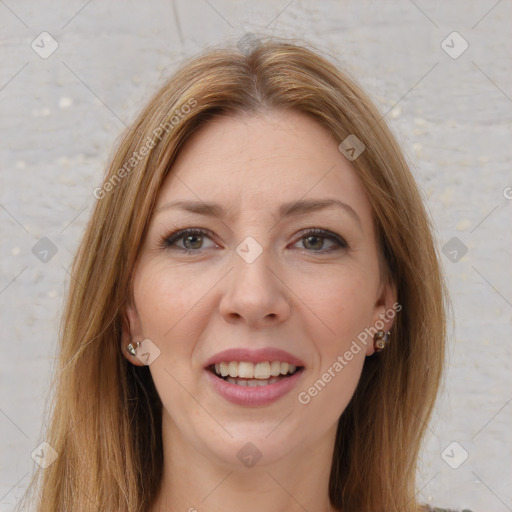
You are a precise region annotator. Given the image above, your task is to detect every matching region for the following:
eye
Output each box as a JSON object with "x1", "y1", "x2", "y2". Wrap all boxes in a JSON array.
[
  {"x1": 161, "y1": 228, "x2": 217, "y2": 253},
  {"x1": 160, "y1": 227, "x2": 348, "y2": 255},
  {"x1": 292, "y1": 228, "x2": 348, "y2": 253}
]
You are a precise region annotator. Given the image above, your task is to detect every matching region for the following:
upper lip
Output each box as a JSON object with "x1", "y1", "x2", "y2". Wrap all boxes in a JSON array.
[{"x1": 204, "y1": 347, "x2": 305, "y2": 368}]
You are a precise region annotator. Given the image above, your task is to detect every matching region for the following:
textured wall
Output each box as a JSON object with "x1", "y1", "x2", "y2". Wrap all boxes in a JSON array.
[{"x1": 1, "y1": 1, "x2": 511, "y2": 510}]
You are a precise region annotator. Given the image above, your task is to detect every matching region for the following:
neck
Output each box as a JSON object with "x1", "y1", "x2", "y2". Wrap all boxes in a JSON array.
[{"x1": 151, "y1": 411, "x2": 338, "y2": 512}]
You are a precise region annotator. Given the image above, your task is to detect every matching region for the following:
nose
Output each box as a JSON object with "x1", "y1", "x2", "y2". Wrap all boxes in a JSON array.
[{"x1": 219, "y1": 244, "x2": 291, "y2": 328}]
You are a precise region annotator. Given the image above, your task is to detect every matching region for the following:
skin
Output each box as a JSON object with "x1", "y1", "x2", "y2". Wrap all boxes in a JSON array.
[{"x1": 121, "y1": 109, "x2": 396, "y2": 512}]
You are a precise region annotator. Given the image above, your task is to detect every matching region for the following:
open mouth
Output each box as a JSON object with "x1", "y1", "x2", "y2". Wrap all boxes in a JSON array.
[{"x1": 207, "y1": 361, "x2": 303, "y2": 387}]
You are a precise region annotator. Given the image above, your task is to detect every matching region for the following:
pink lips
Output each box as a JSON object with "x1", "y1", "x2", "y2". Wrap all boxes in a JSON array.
[
  {"x1": 204, "y1": 366, "x2": 305, "y2": 407},
  {"x1": 204, "y1": 347, "x2": 305, "y2": 368},
  {"x1": 203, "y1": 347, "x2": 306, "y2": 407}
]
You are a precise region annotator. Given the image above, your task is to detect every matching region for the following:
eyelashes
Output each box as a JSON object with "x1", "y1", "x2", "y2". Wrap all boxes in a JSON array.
[
  {"x1": 161, "y1": 228, "x2": 217, "y2": 253},
  {"x1": 159, "y1": 227, "x2": 349, "y2": 255}
]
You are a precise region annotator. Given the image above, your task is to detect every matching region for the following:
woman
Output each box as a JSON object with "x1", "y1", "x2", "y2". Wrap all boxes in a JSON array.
[{"x1": 19, "y1": 36, "x2": 467, "y2": 511}]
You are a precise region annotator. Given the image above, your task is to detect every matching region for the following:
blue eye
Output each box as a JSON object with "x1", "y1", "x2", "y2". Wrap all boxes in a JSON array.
[{"x1": 161, "y1": 228, "x2": 348, "y2": 254}]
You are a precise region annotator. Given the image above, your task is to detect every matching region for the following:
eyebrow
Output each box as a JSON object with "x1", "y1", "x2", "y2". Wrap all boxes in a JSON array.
[{"x1": 155, "y1": 198, "x2": 361, "y2": 226}]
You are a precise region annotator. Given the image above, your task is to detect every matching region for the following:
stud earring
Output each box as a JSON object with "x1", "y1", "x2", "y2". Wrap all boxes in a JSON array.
[
  {"x1": 373, "y1": 330, "x2": 391, "y2": 352},
  {"x1": 126, "y1": 341, "x2": 141, "y2": 357}
]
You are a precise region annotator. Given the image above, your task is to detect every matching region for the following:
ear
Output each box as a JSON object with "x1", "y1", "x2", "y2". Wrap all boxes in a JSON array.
[
  {"x1": 120, "y1": 300, "x2": 145, "y2": 366},
  {"x1": 366, "y1": 278, "x2": 398, "y2": 356}
]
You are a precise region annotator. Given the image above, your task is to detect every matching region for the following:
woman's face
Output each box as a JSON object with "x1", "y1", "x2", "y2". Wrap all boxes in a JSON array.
[{"x1": 122, "y1": 109, "x2": 396, "y2": 469}]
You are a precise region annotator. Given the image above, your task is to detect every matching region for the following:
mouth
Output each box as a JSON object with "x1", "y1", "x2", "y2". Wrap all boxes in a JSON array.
[{"x1": 207, "y1": 361, "x2": 304, "y2": 387}]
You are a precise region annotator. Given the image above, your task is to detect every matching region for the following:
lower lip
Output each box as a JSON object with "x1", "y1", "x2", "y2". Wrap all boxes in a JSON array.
[{"x1": 204, "y1": 368, "x2": 305, "y2": 407}]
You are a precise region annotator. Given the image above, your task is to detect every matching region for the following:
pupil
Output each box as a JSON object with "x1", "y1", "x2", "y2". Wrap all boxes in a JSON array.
[
  {"x1": 305, "y1": 236, "x2": 322, "y2": 250},
  {"x1": 185, "y1": 235, "x2": 201, "y2": 249}
]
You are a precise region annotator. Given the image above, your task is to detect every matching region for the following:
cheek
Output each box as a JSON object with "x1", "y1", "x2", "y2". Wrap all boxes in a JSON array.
[
  {"x1": 304, "y1": 268, "x2": 378, "y2": 345},
  {"x1": 133, "y1": 265, "x2": 205, "y2": 411},
  {"x1": 296, "y1": 280, "x2": 370, "y2": 423},
  {"x1": 296, "y1": 332, "x2": 366, "y2": 432},
  {"x1": 133, "y1": 261, "x2": 206, "y2": 341},
  {"x1": 298, "y1": 267, "x2": 377, "y2": 410}
]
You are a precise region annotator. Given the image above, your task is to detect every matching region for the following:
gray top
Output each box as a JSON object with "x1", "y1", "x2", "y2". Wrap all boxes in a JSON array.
[{"x1": 425, "y1": 507, "x2": 474, "y2": 512}]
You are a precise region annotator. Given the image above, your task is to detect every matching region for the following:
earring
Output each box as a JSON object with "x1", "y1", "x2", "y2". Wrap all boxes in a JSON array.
[
  {"x1": 373, "y1": 330, "x2": 391, "y2": 352},
  {"x1": 126, "y1": 341, "x2": 141, "y2": 357}
]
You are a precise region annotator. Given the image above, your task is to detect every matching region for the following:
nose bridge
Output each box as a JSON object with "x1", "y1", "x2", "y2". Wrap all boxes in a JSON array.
[
  {"x1": 235, "y1": 234, "x2": 271, "y2": 283},
  {"x1": 232, "y1": 234, "x2": 275, "y2": 297},
  {"x1": 219, "y1": 233, "x2": 290, "y2": 324}
]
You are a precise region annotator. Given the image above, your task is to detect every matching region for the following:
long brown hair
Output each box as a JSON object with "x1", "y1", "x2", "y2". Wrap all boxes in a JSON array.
[{"x1": 18, "y1": 36, "x2": 447, "y2": 512}]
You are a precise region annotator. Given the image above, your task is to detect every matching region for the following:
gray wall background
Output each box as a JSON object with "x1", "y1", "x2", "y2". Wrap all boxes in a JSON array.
[{"x1": 1, "y1": 1, "x2": 511, "y2": 511}]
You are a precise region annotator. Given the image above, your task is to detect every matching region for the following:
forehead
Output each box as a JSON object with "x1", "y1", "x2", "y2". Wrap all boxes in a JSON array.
[{"x1": 156, "y1": 110, "x2": 372, "y2": 225}]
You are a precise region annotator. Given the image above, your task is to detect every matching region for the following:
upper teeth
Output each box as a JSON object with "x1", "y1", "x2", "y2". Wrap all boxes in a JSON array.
[{"x1": 214, "y1": 361, "x2": 297, "y2": 379}]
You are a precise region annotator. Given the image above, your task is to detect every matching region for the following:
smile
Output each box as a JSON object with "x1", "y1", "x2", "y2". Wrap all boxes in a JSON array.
[
  {"x1": 209, "y1": 360, "x2": 300, "y2": 385},
  {"x1": 203, "y1": 347, "x2": 306, "y2": 406},
  {"x1": 205, "y1": 362, "x2": 305, "y2": 406}
]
